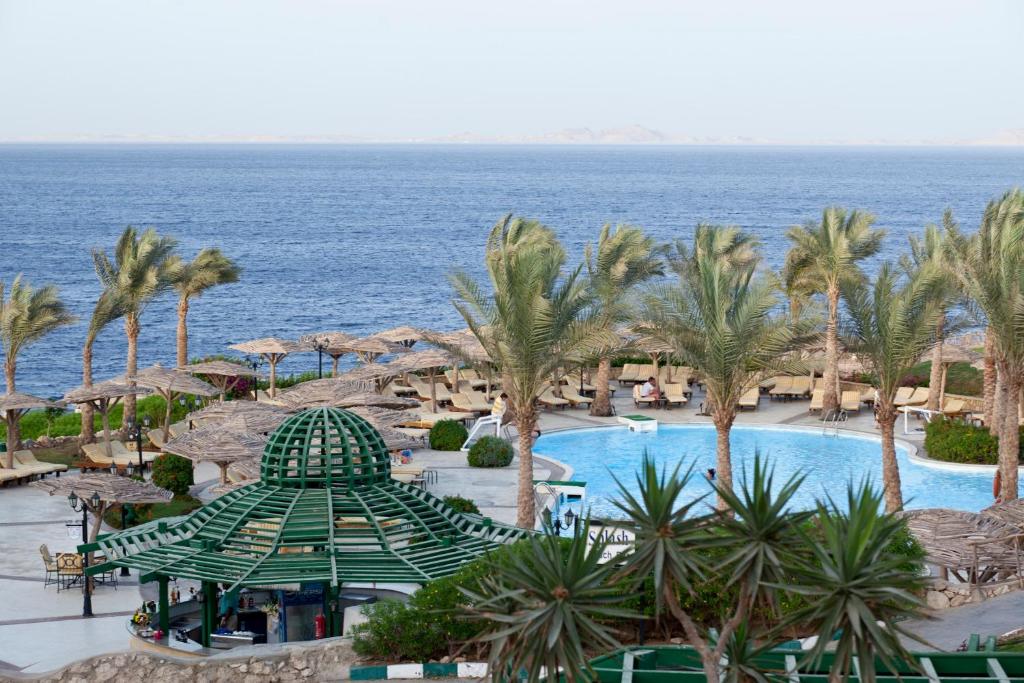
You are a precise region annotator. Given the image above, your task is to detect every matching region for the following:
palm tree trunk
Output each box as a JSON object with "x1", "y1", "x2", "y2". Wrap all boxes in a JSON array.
[
  {"x1": 926, "y1": 315, "x2": 944, "y2": 411},
  {"x1": 998, "y1": 363, "x2": 1019, "y2": 502},
  {"x1": 823, "y1": 287, "x2": 841, "y2": 412},
  {"x1": 80, "y1": 341, "x2": 96, "y2": 446},
  {"x1": 4, "y1": 359, "x2": 20, "y2": 460},
  {"x1": 590, "y1": 356, "x2": 613, "y2": 417},
  {"x1": 984, "y1": 330, "x2": 997, "y2": 433},
  {"x1": 515, "y1": 405, "x2": 537, "y2": 529},
  {"x1": 124, "y1": 314, "x2": 140, "y2": 426},
  {"x1": 877, "y1": 402, "x2": 903, "y2": 513},
  {"x1": 994, "y1": 367, "x2": 1006, "y2": 440},
  {"x1": 176, "y1": 296, "x2": 189, "y2": 368},
  {"x1": 712, "y1": 410, "x2": 735, "y2": 510}
]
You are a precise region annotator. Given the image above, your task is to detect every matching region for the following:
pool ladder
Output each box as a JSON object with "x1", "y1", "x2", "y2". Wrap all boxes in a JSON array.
[{"x1": 822, "y1": 409, "x2": 848, "y2": 436}]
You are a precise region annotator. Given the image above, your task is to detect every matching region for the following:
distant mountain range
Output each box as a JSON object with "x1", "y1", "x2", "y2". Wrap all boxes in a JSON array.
[{"x1": 4, "y1": 125, "x2": 1024, "y2": 145}]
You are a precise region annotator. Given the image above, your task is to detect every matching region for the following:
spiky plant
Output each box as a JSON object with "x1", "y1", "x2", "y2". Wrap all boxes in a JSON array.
[
  {"x1": 448, "y1": 215, "x2": 610, "y2": 527},
  {"x1": 783, "y1": 208, "x2": 885, "y2": 411},
  {"x1": 0, "y1": 275, "x2": 74, "y2": 464},
  {"x1": 841, "y1": 263, "x2": 943, "y2": 512},
  {"x1": 585, "y1": 223, "x2": 663, "y2": 416},
  {"x1": 173, "y1": 248, "x2": 241, "y2": 367},
  {"x1": 93, "y1": 226, "x2": 181, "y2": 425}
]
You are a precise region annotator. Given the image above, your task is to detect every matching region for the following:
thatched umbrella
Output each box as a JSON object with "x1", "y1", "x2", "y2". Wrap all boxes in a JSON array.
[
  {"x1": 164, "y1": 423, "x2": 268, "y2": 485},
  {"x1": 228, "y1": 337, "x2": 305, "y2": 398},
  {"x1": 374, "y1": 425, "x2": 421, "y2": 451},
  {"x1": 186, "y1": 400, "x2": 291, "y2": 433},
  {"x1": 632, "y1": 333, "x2": 675, "y2": 382},
  {"x1": 0, "y1": 392, "x2": 62, "y2": 469},
  {"x1": 276, "y1": 377, "x2": 418, "y2": 410},
  {"x1": 388, "y1": 349, "x2": 453, "y2": 413},
  {"x1": 299, "y1": 331, "x2": 357, "y2": 377},
  {"x1": 368, "y1": 326, "x2": 424, "y2": 349},
  {"x1": 179, "y1": 360, "x2": 261, "y2": 401},
  {"x1": 430, "y1": 327, "x2": 498, "y2": 393},
  {"x1": 920, "y1": 342, "x2": 983, "y2": 405},
  {"x1": 33, "y1": 473, "x2": 172, "y2": 542},
  {"x1": 346, "y1": 405, "x2": 419, "y2": 429},
  {"x1": 341, "y1": 337, "x2": 409, "y2": 364},
  {"x1": 130, "y1": 364, "x2": 219, "y2": 441},
  {"x1": 64, "y1": 382, "x2": 152, "y2": 458}
]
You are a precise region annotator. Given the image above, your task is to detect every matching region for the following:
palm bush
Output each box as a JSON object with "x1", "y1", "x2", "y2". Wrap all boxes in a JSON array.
[
  {"x1": 428, "y1": 419, "x2": 468, "y2": 451},
  {"x1": 442, "y1": 495, "x2": 480, "y2": 514},
  {"x1": 152, "y1": 453, "x2": 194, "y2": 496},
  {"x1": 467, "y1": 435, "x2": 513, "y2": 467}
]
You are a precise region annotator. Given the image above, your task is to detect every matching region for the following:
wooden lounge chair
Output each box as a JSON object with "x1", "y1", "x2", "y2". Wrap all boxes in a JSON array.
[
  {"x1": 538, "y1": 386, "x2": 570, "y2": 410},
  {"x1": 941, "y1": 398, "x2": 968, "y2": 418},
  {"x1": 561, "y1": 384, "x2": 593, "y2": 408},
  {"x1": 389, "y1": 382, "x2": 418, "y2": 396},
  {"x1": 167, "y1": 421, "x2": 190, "y2": 438},
  {"x1": 769, "y1": 376, "x2": 794, "y2": 399},
  {"x1": 618, "y1": 363, "x2": 638, "y2": 384},
  {"x1": 408, "y1": 376, "x2": 453, "y2": 403},
  {"x1": 450, "y1": 392, "x2": 491, "y2": 414},
  {"x1": 759, "y1": 375, "x2": 785, "y2": 390},
  {"x1": 892, "y1": 386, "x2": 916, "y2": 407},
  {"x1": 0, "y1": 467, "x2": 26, "y2": 484},
  {"x1": 146, "y1": 428, "x2": 168, "y2": 450},
  {"x1": 905, "y1": 387, "x2": 930, "y2": 406},
  {"x1": 13, "y1": 450, "x2": 65, "y2": 476},
  {"x1": 738, "y1": 387, "x2": 759, "y2": 411},
  {"x1": 840, "y1": 391, "x2": 861, "y2": 413},
  {"x1": 632, "y1": 384, "x2": 660, "y2": 408},
  {"x1": 860, "y1": 387, "x2": 877, "y2": 405},
  {"x1": 808, "y1": 389, "x2": 825, "y2": 413},
  {"x1": 784, "y1": 376, "x2": 812, "y2": 399},
  {"x1": 663, "y1": 383, "x2": 688, "y2": 408}
]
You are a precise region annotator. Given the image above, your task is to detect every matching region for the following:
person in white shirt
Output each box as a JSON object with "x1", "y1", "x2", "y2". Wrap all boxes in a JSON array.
[{"x1": 640, "y1": 377, "x2": 660, "y2": 399}]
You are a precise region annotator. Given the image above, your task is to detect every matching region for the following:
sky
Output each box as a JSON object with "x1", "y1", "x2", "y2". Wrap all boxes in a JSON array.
[{"x1": 0, "y1": 0, "x2": 1021, "y2": 142}]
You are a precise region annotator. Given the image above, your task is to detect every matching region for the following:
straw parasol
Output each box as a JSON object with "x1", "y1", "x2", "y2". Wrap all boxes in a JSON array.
[
  {"x1": 276, "y1": 377, "x2": 419, "y2": 410},
  {"x1": 341, "y1": 336, "x2": 409, "y2": 364},
  {"x1": 429, "y1": 327, "x2": 502, "y2": 395},
  {"x1": 0, "y1": 392, "x2": 62, "y2": 468},
  {"x1": 186, "y1": 400, "x2": 292, "y2": 433},
  {"x1": 631, "y1": 333, "x2": 676, "y2": 382},
  {"x1": 129, "y1": 364, "x2": 219, "y2": 441},
  {"x1": 64, "y1": 381, "x2": 152, "y2": 458},
  {"x1": 346, "y1": 405, "x2": 419, "y2": 429},
  {"x1": 920, "y1": 342, "x2": 983, "y2": 404},
  {"x1": 388, "y1": 349, "x2": 453, "y2": 413},
  {"x1": 368, "y1": 326, "x2": 424, "y2": 349},
  {"x1": 179, "y1": 359, "x2": 261, "y2": 401},
  {"x1": 33, "y1": 473, "x2": 172, "y2": 542},
  {"x1": 228, "y1": 337, "x2": 306, "y2": 398},
  {"x1": 299, "y1": 331, "x2": 358, "y2": 377},
  {"x1": 164, "y1": 423, "x2": 268, "y2": 484}
]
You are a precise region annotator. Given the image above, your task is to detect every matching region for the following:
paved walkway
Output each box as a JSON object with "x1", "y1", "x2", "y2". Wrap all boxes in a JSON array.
[{"x1": 902, "y1": 590, "x2": 1024, "y2": 650}]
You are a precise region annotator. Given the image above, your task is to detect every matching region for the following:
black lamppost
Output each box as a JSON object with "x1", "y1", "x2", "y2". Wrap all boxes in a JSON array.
[
  {"x1": 312, "y1": 338, "x2": 329, "y2": 379},
  {"x1": 542, "y1": 506, "x2": 578, "y2": 535},
  {"x1": 68, "y1": 490, "x2": 101, "y2": 617},
  {"x1": 246, "y1": 356, "x2": 262, "y2": 399},
  {"x1": 125, "y1": 415, "x2": 150, "y2": 473}
]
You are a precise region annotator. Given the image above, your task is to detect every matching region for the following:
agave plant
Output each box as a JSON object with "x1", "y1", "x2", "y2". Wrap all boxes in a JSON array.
[
  {"x1": 461, "y1": 525, "x2": 636, "y2": 683},
  {"x1": 783, "y1": 482, "x2": 927, "y2": 683}
]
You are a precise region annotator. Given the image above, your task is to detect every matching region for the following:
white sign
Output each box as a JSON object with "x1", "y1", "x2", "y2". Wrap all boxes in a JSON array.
[{"x1": 587, "y1": 524, "x2": 635, "y2": 564}]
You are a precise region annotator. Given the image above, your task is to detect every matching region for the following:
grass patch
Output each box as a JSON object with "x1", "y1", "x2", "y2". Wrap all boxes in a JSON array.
[
  {"x1": 32, "y1": 444, "x2": 78, "y2": 469},
  {"x1": 103, "y1": 494, "x2": 203, "y2": 530},
  {"x1": 0, "y1": 395, "x2": 194, "y2": 442}
]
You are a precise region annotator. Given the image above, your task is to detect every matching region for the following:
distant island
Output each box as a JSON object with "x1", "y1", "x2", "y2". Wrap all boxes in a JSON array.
[{"x1": 3, "y1": 124, "x2": 1023, "y2": 146}]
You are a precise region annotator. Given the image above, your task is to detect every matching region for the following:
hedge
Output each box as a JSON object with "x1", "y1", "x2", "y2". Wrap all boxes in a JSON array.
[
  {"x1": 466, "y1": 436, "x2": 513, "y2": 467},
  {"x1": 429, "y1": 419, "x2": 468, "y2": 451},
  {"x1": 924, "y1": 419, "x2": 1024, "y2": 465}
]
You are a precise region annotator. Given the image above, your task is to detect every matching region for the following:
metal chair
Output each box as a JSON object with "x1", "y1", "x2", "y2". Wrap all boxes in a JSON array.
[
  {"x1": 39, "y1": 544, "x2": 58, "y2": 588},
  {"x1": 56, "y1": 552, "x2": 83, "y2": 592}
]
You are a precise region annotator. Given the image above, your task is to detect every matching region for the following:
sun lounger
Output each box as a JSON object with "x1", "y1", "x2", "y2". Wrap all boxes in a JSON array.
[
  {"x1": 81, "y1": 442, "x2": 152, "y2": 469},
  {"x1": 892, "y1": 387, "x2": 916, "y2": 407},
  {"x1": 0, "y1": 467, "x2": 27, "y2": 484},
  {"x1": 389, "y1": 382, "x2": 418, "y2": 396},
  {"x1": 408, "y1": 376, "x2": 453, "y2": 403},
  {"x1": 768, "y1": 376, "x2": 794, "y2": 399},
  {"x1": 860, "y1": 387, "x2": 877, "y2": 405},
  {"x1": 560, "y1": 385, "x2": 593, "y2": 408},
  {"x1": 13, "y1": 450, "x2": 66, "y2": 476},
  {"x1": 808, "y1": 389, "x2": 825, "y2": 413},
  {"x1": 167, "y1": 421, "x2": 190, "y2": 438},
  {"x1": 784, "y1": 377, "x2": 812, "y2": 399},
  {"x1": 618, "y1": 363, "x2": 640, "y2": 384},
  {"x1": 759, "y1": 375, "x2": 784, "y2": 390},
  {"x1": 632, "y1": 384, "x2": 660, "y2": 408},
  {"x1": 903, "y1": 387, "x2": 929, "y2": 406},
  {"x1": 941, "y1": 398, "x2": 968, "y2": 417},
  {"x1": 450, "y1": 392, "x2": 491, "y2": 414},
  {"x1": 840, "y1": 391, "x2": 861, "y2": 413},
  {"x1": 663, "y1": 383, "x2": 688, "y2": 408},
  {"x1": 538, "y1": 386, "x2": 570, "y2": 410},
  {"x1": 146, "y1": 429, "x2": 168, "y2": 450}
]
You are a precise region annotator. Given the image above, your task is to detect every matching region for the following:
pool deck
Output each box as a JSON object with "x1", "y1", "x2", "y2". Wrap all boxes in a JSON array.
[{"x1": 0, "y1": 384, "x2": 953, "y2": 676}]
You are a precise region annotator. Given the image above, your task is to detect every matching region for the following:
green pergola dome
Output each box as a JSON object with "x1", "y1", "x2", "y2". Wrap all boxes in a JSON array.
[{"x1": 260, "y1": 407, "x2": 391, "y2": 489}]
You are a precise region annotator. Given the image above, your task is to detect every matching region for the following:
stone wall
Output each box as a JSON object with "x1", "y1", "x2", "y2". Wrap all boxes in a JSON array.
[
  {"x1": 925, "y1": 577, "x2": 1022, "y2": 610},
  {"x1": 1, "y1": 637, "x2": 357, "y2": 683}
]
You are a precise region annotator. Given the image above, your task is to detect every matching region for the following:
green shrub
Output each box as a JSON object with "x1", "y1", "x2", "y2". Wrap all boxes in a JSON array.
[
  {"x1": 924, "y1": 419, "x2": 1006, "y2": 465},
  {"x1": 900, "y1": 361, "x2": 983, "y2": 397},
  {"x1": 442, "y1": 495, "x2": 480, "y2": 515},
  {"x1": 151, "y1": 453, "x2": 195, "y2": 496},
  {"x1": 429, "y1": 419, "x2": 468, "y2": 451},
  {"x1": 466, "y1": 435, "x2": 513, "y2": 467}
]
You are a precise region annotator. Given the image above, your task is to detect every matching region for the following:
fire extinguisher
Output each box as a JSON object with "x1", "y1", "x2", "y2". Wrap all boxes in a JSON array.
[{"x1": 314, "y1": 611, "x2": 326, "y2": 640}]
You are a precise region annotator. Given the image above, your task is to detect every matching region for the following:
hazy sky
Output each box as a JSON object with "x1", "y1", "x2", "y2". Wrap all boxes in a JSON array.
[{"x1": 1, "y1": 1, "x2": 1021, "y2": 141}]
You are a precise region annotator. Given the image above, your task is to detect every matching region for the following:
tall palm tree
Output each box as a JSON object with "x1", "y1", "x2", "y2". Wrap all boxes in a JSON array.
[
  {"x1": 0, "y1": 276, "x2": 74, "y2": 464},
  {"x1": 584, "y1": 223, "x2": 663, "y2": 416},
  {"x1": 842, "y1": 263, "x2": 943, "y2": 512},
  {"x1": 80, "y1": 291, "x2": 127, "y2": 445},
  {"x1": 640, "y1": 226, "x2": 813, "y2": 507},
  {"x1": 784, "y1": 208, "x2": 885, "y2": 412},
  {"x1": 945, "y1": 189, "x2": 1024, "y2": 501},
  {"x1": 173, "y1": 248, "x2": 241, "y2": 367},
  {"x1": 899, "y1": 214, "x2": 960, "y2": 411},
  {"x1": 449, "y1": 215, "x2": 608, "y2": 528},
  {"x1": 93, "y1": 227, "x2": 180, "y2": 426}
]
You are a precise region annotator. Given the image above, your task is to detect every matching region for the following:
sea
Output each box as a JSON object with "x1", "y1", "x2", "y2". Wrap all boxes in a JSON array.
[{"x1": 0, "y1": 144, "x2": 1021, "y2": 396}]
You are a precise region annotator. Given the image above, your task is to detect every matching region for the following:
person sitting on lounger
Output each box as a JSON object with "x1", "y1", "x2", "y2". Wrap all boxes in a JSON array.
[
  {"x1": 640, "y1": 377, "x2": 661, "y2": 400},
  {"x1": 492, "y1": 392, "x2": 507, "y2": 418}
]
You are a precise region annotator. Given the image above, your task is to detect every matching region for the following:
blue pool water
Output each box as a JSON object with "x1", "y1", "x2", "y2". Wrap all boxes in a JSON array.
[{"x1": 533, "y1": 425, "x2": 996, "y2": 517}]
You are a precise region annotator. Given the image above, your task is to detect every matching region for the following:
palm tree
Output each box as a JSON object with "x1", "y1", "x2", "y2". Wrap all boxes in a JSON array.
[
  {"x1": 584, "y1": 224, "x2": 663, "y2": 416},
  {"x1": 900, "y1": 214, "x2": 960, "y2": 411},
  {"x1": 842, "y1": 263, "x2": 943, "y2": 512},
  {"x1": 786, "y1": 482, "x2": 927, "y2": 683},
  {"x1": 93, "y1": 227, "x2": 180, "y2": 426},
  {"x1": 640, "y1": 226, "x2": 813, "y2": 506},
  {"x1": 80, "y1": 291, "x2": 128, "y2": 445},
  {"x1": 0, "y1": 276, "x2": 74, "y2": 465},
  {"x1": 449, "y1": 215, "x2": 608, "y2": 528},
  {"x1": 945, "y1": 189, "x2": 1024, "y2": 501},
  {"x1": 173, "y1": 248, "x2": 241, "y2": 367},
  {"x1": 461, "y1": 526, "x2": 633, "y2": 682},
  {"x1": 784, "y1": 208, "x2": 885, "y2": 412}
]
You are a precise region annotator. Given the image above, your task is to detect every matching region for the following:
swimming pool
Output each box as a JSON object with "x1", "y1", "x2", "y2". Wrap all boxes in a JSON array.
[{"x1": 533, "y1": 425, "x2": 996, "y2": 518}]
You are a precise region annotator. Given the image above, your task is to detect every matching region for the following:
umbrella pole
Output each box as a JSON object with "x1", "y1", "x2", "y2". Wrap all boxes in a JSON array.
[
  {"x1": 3, "y1": 409, "x2": 13, "y2": 469},
  {"x1": 100, "y1": 401, "x2": 113, "y2": 458},
  {"x1": 219, "y1": 463, "x2": 229, "y2": 485},
  {"x1": 164, "y1": 390, "x2": 175, "y2": 441},
  {"x1": 429, "y1": 369, "x2": 438, "y2": 413},
  {"x1": 268, "y1": 355, "x2": 277, "y2": 398}
]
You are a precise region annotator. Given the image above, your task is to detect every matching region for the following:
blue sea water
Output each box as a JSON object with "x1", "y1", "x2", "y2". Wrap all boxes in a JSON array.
[
  {"x1": 533, "y1": 425, "x2": 997, "y2": 515},
  {"x1": 0, "y1": 144, "x2": 1021, "y2": 395}
]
